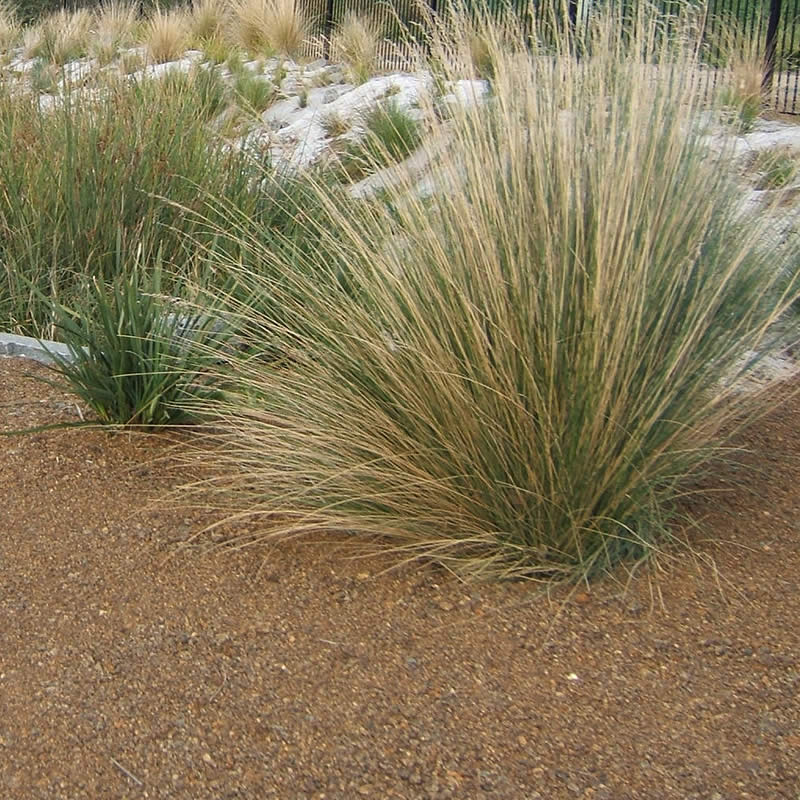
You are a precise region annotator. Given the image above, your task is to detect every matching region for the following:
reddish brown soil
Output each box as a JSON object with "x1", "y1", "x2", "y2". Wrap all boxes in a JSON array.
[{"x1": 1, "y1": 356, "x2": 798, "y2": 800}]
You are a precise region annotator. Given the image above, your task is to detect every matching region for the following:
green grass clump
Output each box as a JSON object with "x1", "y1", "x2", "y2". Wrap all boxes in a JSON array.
[
  {"x1": 232, "y1": 69, "x2": 274, "y2": 113},
  {"x1": 198, "y1": 33, "x2": 235, "y2": 65},
  {"x1": 27, "y1": 57, "x2": 58, "y2": 93},
  {"x1": 718, "y1": 85, "x2": 761, "y2": 133},
  {"x1": 750, "y1": 146, "x2": 799, "y2": 190},
  {"x1": 339, "y1": 99, "x2": 421, "y2": 180},
  {"x1": 44, "y1": 256, "x2": 229, "y2": 428},
  {"x1": 161, "y1": 65, "x2": 229, "y2": 120},
  {"x1": 183, "y1": 4, "x2": 800, "y2": 581},
  {"x1": 0, "y1": 77, "x2": 260, "y2": 338}
]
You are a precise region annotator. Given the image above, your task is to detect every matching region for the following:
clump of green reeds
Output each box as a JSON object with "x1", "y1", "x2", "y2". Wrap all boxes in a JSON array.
[
  {"x1": 0, "y1": 77, "x2": 260, "y2": 338},
  {"x1": 44, "y1": 253, "x2": 230, "y2": 428},
  {"x1": 337, "y1": 98, "x2": 421, "y2": 180},
  {"x1": 182, "y1": 2, "x2": 799, "y2": 580}
]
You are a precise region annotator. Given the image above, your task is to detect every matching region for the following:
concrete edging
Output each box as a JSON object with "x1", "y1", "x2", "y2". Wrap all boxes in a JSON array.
[{"x1": 0, "y1": 332, "x2": 75, "y2": 365}]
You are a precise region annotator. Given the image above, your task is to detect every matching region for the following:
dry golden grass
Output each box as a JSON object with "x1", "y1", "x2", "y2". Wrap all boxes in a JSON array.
[
  {"x1": 263, "y1": 0, "x2": 306, "y2": 57},
  {"x1": 332, "y1": 12, "x2": 381, "y2": 84},
  {"x1": 232, "y1": 0, "x2": 270, "y2": 53},
  {"x1": 190, "y1": 0, "x2": 231, "y2": 42},
  {"x1": 91, "y1": 1, "x2": 140, "y2": 65},
  {"x1": 232, "y1": 0, "x2": 306, "y2": 57},
  {"x1": 24, "y1": 8, "x2": 93, "y2": 65},
  {"x1": 710, "y1": 16, "x2": 765, "y2": 128},
  {"x1": 146, "y1": 6, "x2": 190, "y2": 64}
]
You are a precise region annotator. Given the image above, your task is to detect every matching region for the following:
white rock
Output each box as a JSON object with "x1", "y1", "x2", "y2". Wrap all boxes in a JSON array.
[
  {"x1": 9, "y1": 57, "x2": 40, "y2": 74},
  {"x1": 243, "y1": 59, "x2": 267, "y2": 74},
  {"x1": 448, "y1": 78, "x2": 490, "y2": 107},
  {"x1": 143, "y1": 55, "x2": 198, "y2": 79},
  {"x1": 61, "y1": 58, "x2": 97, "y2": 85}
]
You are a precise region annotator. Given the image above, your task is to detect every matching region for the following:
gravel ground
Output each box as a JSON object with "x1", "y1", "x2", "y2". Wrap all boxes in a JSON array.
[{"x1": 1, "y1": 357, "x2": 798, "y2": 800}]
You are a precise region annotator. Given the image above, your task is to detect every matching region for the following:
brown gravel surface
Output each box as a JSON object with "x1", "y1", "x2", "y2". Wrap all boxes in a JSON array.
[{"x1": 1, "y1": 356, "x2": 799, "y2": 800}]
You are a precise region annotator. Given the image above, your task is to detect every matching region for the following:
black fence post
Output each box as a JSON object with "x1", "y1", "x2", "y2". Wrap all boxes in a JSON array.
[
  {"x1": 323, "y1": 0, "x2": 335, "y2": 60},
  {"x1": 763, "y1": 0, "x2": 782, "y2": 95},
  {"x1": 568, "y1": 0, "x2": 578, "y2": 35}
]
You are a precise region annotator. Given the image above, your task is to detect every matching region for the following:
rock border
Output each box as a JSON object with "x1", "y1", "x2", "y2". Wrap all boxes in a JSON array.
[{"x1": 0, "y1": 332, "x2": 74, "y2": 365}]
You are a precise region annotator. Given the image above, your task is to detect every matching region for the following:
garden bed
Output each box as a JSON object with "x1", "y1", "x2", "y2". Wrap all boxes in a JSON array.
[{"x1": 1, "y1": 355, "x2": 798, "y2": 799}]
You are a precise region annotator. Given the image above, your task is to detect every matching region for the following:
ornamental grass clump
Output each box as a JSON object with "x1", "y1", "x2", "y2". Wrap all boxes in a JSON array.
[
  {"x1": 332, "y1": 12, "x2": 381, "y2": 84},
  {"x1": 190, "y1": 0, "x2": 230, "y2": 42},
  {"x1": 90, "y1": 0, "x2": 140, "y2": 65},
  {"x1": 45, "y1": 254, "x2": 230, "y2": 428},
  {"x1": 232, "y1": 0, "x2": 270, "y2": 53},
  {"x1": 338, "y1": 99, "x2": 421, "y2": 179},
  {"x1": 26, "y1": 8, "x2": 93, "y2": 65},
  {"x1": 233, "y1": 0, "x2": 306, "y2": 56},
  {"x1": 0, "y1": 78, "x2": 260, "y2": 338},
  {"x1": 262, "y1": 0, "x2": 306, "y2": 58},
  {"x1": 183, "y1": 3, "x2": 799, "y2": 580},
  {"x1": 232, "y1": 69, "x2": 274, "y2": 114},
  {"x1": 711, "y1": 15, "x2": 764, "y2": 131},
  {"x1": 146, "y1": 5, "x2": 189, "y2": 63}
]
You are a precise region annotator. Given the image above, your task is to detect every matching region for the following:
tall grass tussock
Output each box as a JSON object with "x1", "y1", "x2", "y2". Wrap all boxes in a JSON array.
[
  {"x1": 183, "y1": 2, "x2": 800, "y2": 581},
  {"x1": 711, "y1": 14, "x2": 765, "y2": 130},
  {"x1": 24, "y1": 7, "x2": 93, "y2": 65},
  {"x1": 262, "y1": 0, "x2": 306, "y2": 58},
  {"x1": 332, "y1": 12, "x2": 381, "y2": 84},
  {"x1": 190, "y1": 0, "x2": 230, "y2": 42},
  {"x1": 232, "y1": 0, "x2": 306, "y2": 57},
  {"x1": 146, "y1": 6, "x2": 189, "y2": 64},
  {"x1": 90, "y1": 1, "x2": 140, "y2": 65}
]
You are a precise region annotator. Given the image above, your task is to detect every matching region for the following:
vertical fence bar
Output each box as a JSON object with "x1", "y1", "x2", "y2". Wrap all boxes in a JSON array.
[
  {"x1": 778, "y1": 0, "x2": 794, "y2": 107},
  {"x1": 763, "y1": 0, "x2": 782, "y2": 96},
  {"x1": 791, "y1": 0, "x2": 800, "y2": 110},
  {"x1": 322, "y1": 0, "x2": 335, "y2": 58}
]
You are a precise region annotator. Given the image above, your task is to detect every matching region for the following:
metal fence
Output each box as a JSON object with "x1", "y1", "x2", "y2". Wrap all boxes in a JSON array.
[
  {"x1": 304, "y1": 0, "x2": 800, "y2": 113},
  {"x1": 696, "y1": 0, "x2": 800, "y2": 113}
]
